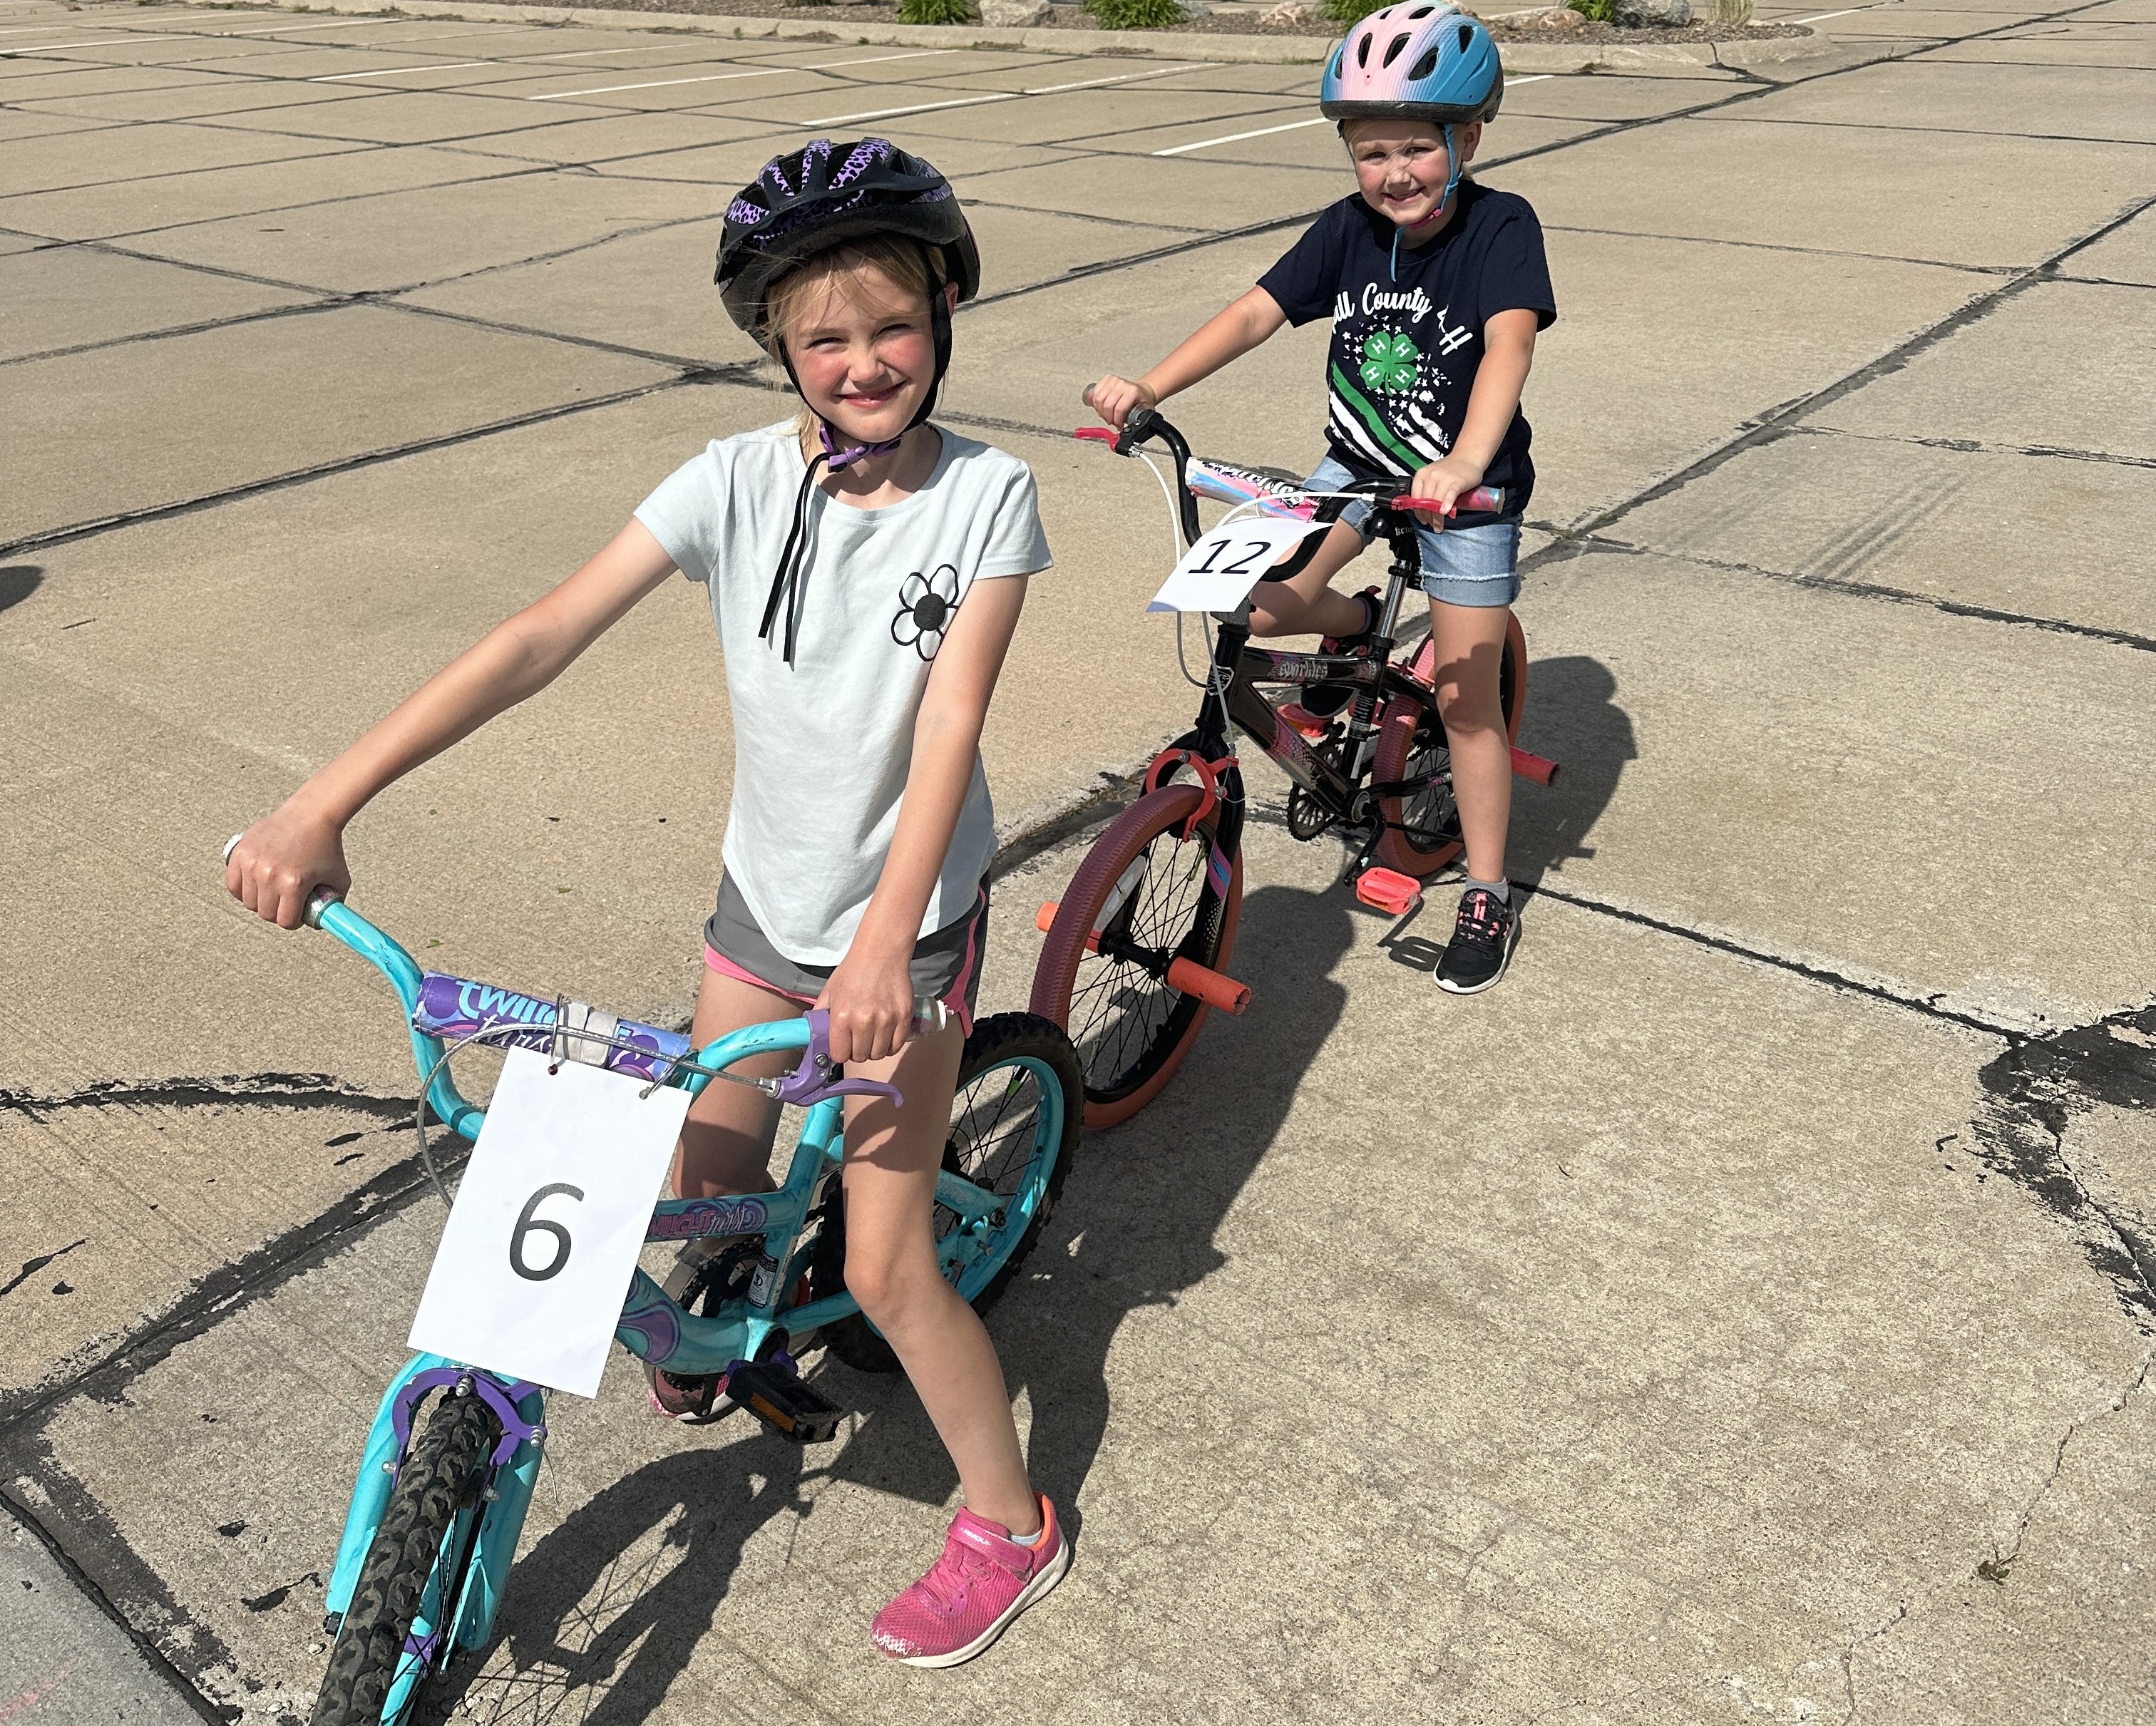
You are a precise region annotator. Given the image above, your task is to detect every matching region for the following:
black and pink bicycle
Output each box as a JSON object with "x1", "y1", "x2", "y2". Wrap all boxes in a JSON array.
[{"x1": 1029, "y1": 409, "x2": 1560, "y2": 1129}]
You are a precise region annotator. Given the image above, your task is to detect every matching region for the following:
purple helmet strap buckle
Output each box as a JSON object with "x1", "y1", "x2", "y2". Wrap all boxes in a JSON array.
[{"x1": 390, "y1": 1367, "x2": 545, "y2": 1473}]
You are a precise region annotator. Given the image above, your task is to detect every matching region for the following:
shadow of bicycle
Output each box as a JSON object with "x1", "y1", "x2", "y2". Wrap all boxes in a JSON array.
[{"x1": 431, "y1": 884, "x2": 1351, "y2": 1722}]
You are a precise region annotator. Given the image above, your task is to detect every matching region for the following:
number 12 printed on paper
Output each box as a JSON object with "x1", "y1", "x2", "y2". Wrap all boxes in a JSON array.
[{"x1": 1148, "y1": 517, "x2": 1326, "y2": 615}]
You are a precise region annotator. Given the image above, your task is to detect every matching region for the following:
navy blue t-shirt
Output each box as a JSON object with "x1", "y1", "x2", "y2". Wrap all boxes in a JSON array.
[{"x1": 1258, "y1": 182, "x2": 1556, "y2": 515}]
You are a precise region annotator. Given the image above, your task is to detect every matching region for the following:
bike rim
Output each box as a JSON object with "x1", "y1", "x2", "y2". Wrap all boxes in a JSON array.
[
  {"x1": 1066, "y1": 824, "x2": 1217, "y2": 1102},
  {"x1": 945, "y1": 1052, "x2": 1064, "y2": 1302}
]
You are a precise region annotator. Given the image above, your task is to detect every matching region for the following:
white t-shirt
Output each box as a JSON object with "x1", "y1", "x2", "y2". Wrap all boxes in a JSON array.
[{"x1": 635, "y1": 421, "x2": 1051, "y2": 965}]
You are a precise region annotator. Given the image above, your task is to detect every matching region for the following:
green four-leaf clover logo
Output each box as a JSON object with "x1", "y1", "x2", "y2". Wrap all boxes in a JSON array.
[{"x1": 1359, "y1": 331, "x2": 1420, "y2": 394}]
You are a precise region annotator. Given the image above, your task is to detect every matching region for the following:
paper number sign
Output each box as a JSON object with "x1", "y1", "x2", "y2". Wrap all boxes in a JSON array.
[
  {"x1": 407, "y1": 1047, "x2": 692, "y2": 1398},
  {"x1": 1149, "y1": 516, "x2": 1327, "y2": 615}
]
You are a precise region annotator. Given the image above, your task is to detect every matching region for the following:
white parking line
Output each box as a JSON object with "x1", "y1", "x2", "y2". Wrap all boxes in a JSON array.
[
  {"x1": 529, "y1": 48, "x2": 948, "y2": 102},
  {"x1": 309, "y1": 60, "x2": 496, "y2": 83},
  {"x1": 1151, "y1": 76, "x2": 1550, "y2": 157},
  {"x1": 808, "y1": 61, "x2": 1209, "y2": 128},
  {"x1": 1787, "y1": 1, "x2": 1891, "y2": 18},
  {"x1": 1153, "y1": 115, "x2": 1329, "y2": 156},
  {"x1": 1, "y1": 34, "x2": 193, "y2": 54}
]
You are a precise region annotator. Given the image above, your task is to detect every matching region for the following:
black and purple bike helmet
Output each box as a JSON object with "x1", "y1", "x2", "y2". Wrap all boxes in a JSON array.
[
  {"x1": 716, "y1": 136, "x2": 980, "y2": 337},
  {"x1": 716, "y1": 139, "x2": 982, "y2": 664}
]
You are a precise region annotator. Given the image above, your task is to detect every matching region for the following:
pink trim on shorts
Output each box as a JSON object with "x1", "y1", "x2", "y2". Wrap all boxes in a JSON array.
[
  {"x1": 702, "y1": 944, "x2": 815, "y2": 1007},
  {"x1": 701, "y1": 881, "x2": 987, "y2": 1037}
]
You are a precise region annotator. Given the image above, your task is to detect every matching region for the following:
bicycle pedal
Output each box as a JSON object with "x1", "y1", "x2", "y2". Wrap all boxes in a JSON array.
[
  {"x1": 1355, "y1": 868, "x2": 1424, "y2": 918},
  {"x1": 724, "y1": 1359, "x2": 843, "y2": 1444},
  {"x1": 1278, "y1": 704, "x2": 1334, "y2": 743}
]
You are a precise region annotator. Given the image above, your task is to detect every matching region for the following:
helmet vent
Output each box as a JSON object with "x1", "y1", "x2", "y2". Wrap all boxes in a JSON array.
[
  {"x1": 1457, "y1": 20, "x2": 1473, "y2": 48},
  {"x1": 1407, "y1": 45, "x2": 1439, "y2": 78},
  {"x1": 1355, "y1": 29, "x2": 1371, "y2": 65},
  {"x1": 1407, "y1": 3, "x2": 1434, "y2": 12},
  {"x1": 1382, "y1": 29, "x2": 1410, "y2": 65}
]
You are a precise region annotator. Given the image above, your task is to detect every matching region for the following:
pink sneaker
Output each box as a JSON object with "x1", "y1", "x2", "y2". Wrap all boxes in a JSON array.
[{"x1": 871, "y1": 1494, "x2": 1069, "y2": 1668}]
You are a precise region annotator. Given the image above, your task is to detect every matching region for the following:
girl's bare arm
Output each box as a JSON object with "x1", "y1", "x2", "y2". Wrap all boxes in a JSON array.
[
  {"x1": 819, "y1": 572, "x2": 1030, "y2": 1062},
  {"x1": 226, "y1": 520, "x2": 679, "y2": 928},
  {"x1": 1086, "y1": 286, "x2": 1289, "y2": 429}
]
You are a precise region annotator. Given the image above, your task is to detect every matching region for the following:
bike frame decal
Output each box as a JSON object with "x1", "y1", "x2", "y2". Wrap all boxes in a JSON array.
[
  {"x1": 1206, "y1": 841, "x2": 1233, "y2": 899},
  {"x1": 1184, "y1": 456, "x2": 1319, "y2": 521},
  {"x1": 412, "y1": 971, "x2": 688, "y2": 1083},
  {"x1": 646, "y1": 1195, "x2": 771, "y2": 1240}
]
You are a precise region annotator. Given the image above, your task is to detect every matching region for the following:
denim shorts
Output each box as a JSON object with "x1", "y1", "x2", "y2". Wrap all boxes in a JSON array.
[{"x1": 1303, "y1": 455, "x2": 1522, "y2": 610}]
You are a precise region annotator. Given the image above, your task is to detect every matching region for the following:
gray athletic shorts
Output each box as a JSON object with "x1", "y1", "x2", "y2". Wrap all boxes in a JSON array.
[{"x1": 702, "y1": 873, "x2": 988, "y2": 1034}]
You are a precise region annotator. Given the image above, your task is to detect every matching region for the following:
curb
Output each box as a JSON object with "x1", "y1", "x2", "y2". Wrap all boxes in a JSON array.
[{"x1": 178, "y1": 0, "x2": 1825, "y2": 68}]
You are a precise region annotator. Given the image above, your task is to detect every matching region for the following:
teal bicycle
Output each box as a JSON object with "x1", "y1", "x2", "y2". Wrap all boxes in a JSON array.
[{"x1": 284, "y1": 888, "x2": 1080, "y2": 1725}]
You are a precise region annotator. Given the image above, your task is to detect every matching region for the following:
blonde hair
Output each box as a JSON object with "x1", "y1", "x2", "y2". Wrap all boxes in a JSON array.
[{"x1": 765, "y1": 237, "x2": 944, "y2": 436}]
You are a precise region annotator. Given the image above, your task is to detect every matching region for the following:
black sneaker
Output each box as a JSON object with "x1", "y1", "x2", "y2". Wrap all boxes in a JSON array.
[
  {"x1": 1298, "y1": 587, "x2": 1382, "y2": 719},
  {"x1": 1436, "y1": 887, "x2": 1519, "y2": 995}
]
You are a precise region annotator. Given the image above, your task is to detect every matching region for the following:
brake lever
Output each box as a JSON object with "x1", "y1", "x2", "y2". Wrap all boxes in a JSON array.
[{"x1": 768, "y1": 1008, "x2": 905, "y2": 1109}]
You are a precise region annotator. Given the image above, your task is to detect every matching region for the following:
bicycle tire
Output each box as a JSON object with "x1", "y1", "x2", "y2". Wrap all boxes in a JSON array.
[
  {"x1": 312, "y1": 1390, "x2": 498, "y2": 1726},
  {"x1": 1373, "y1": 613, "x2": 1529, "y2": 877},
  {"x1": 1029, "y1": 783, "x2": 1243, "y2": 1130},
  {"x1": 824, "y1": 1013, "x2": 1082, "y2": 1373}
]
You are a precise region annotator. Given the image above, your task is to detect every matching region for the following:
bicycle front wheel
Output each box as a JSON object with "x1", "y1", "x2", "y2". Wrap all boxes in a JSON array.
[
  {"x1": 313, "y1": 1389, "x2": 496, "y2": 1726},
  {"x1": 1373, "y1": 612, "x2": 1528, "y2": 877},
  {"x1": 1030, "y1": 784, "x2": 1243, "y2": 1129}
]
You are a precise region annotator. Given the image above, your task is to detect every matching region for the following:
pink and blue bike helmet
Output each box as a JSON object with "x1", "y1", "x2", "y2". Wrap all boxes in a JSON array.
[{"x1": 1321, "y1": 6, "x2": 1505, "y2": 210}]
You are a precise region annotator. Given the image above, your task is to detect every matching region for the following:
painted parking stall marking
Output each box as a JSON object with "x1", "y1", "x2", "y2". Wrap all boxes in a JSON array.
[{"x1": 806, "y1": 61, "x2": 1213, "y2": 128}]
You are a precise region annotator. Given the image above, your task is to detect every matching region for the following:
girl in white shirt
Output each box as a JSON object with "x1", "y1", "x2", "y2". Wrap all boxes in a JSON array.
[{"x1": 226, "y1": 138, "x2": 1065, "y2": 1669}]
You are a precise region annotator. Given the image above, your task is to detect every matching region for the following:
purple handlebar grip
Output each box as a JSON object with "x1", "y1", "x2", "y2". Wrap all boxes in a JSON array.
[{"x1": 411, "y1": 972, "x2": 692, "y2": 1082}]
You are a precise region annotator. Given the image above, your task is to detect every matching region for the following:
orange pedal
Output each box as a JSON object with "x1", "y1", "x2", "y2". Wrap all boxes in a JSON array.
[
  {"x1": 1355, "y1": 868, "x2": 1423, "y2": 917},
  {"x1": 1165, "y1": 956, "x2": 1251, "y2": 1015},
  {"x1": 1035, "y1": 900, "x2": 1059, "y2": 933}
]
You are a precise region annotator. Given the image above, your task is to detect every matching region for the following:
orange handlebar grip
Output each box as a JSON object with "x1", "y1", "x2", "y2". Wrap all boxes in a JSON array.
[
  {"x1": 1509, "y1": 747, "x2": 1560, "y2": 786},
  {"x1": 1166, "y1": 956, "x2": 1251, "y2": 1015}
]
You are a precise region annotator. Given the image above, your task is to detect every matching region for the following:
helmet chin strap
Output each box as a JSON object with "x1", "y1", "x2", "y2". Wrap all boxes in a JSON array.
[
  {"x1": 1440, "y1": 122, "x2": 1464, "y2": 217},
  {"x1": 759, "y1": 252, "x2": 954, "y2": 664}
]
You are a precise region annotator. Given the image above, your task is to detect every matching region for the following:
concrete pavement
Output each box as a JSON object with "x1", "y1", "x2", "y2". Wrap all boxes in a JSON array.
[{"x1": 2, "y1": 0, "x2": 2152, "y2": 1717}]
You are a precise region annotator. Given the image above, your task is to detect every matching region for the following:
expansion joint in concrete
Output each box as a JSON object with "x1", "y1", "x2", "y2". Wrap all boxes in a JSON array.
[{"x1": 1575, "y1": 530, "x2": 2156, "y2": 657}]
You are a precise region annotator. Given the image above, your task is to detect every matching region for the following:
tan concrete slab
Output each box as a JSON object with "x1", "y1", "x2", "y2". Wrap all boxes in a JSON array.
[
  {"x1": 1725, "y1": 54, "x2": 2156, "y2": 143},
  {"x1": 1811, "y1": 280, "x2": 2156, "y2": 461},
  {"x1": 2063, "y1": 202, "x2": 2156, "y2": 286},
  {"x1": 1613, "y1": 428, "x2": 2156, "y2": 644},
  {"x1": 0, "y1": 141, "x2": 517, "y2": 245},
  {"x1": 1929, "y1": 26, "x2": 2156, "y2": 66},
  {"x1": 0, "y1": 117, "x2": 363, "y2": 197},
  {"x1": 19, "y1": 792, "x2": 2150, "y2": 1721},
  {"x1": 7, "y1": 73, "x2": 411, "y2": 123},
  {"x1": 1511, "y1": 545, "x2": 2156, "y2": 1027},
  {"x1": 401, "y1": 201, "x2": 1197, "y2": 365},
  {"x1": 0, "y1": 244, "x2": 317, "y2": 364},
  {"x1": 412, "y1": 107, "x2": 777, "y2": 165},
  {"x1": 191, "y1": 86, "x2": 620, "y2": 145},
  {"x1": 129, "y1": 166, "x2": 722, "y2": 294},
  {"x1": 1487, "y1": 115, "x2": 2156, "y2": 269},
  {"x1": 0, "y1": 62, "x2": 216, "y2": 102},
  {"x1": 724, "y1": 83, "x2": 1293, "y2": 145},
  {"x1": 0, "y1": 106, "x2": 120, "y2": 142},
  {"x1": 0, "y1": 304, "x2": 674, "y2": 540},
  {"x1": 592, "y1": 128, "x2": 1037, "y2": 183},
  {"x1": 952, "y1": 149, "x2": 1343, "y2": 229},
  {"x1": 1498, "y1": 68, "x2": 1740, "y2": 121}
]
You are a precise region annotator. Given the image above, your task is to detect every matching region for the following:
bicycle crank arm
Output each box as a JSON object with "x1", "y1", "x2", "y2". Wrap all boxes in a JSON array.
[{"x1": 1036, "y1": 903, "x2": 1251, "y2": 1015}]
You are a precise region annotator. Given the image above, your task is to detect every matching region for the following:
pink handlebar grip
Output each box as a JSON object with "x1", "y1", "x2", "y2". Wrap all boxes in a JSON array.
[
  {"x1": 1073, "y1": 426, "x2": 1117, "y2": 444},
  {"x1": 1390, "y1": 488, "x2": 1504, "y2": 516}
]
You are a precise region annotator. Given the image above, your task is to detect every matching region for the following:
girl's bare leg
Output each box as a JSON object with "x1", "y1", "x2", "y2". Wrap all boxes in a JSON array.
[
  {"x1": 840, "y1": 1024, "x2": 1040, "y2": 1536},
  {"x1": 1427, "y1": 599, "x2": 1514, "y2": 884},
  {"x1": 673, "y1": 967, "x2": 803, "y2": 1200},
  {"x1": 1247, "y1": 522, "x2": 1371, "y2": 638}
]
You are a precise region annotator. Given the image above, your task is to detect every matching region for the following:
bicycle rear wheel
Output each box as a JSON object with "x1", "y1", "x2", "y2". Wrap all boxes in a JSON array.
[
  {"x1": 313, "y1": 1389, "x2": 497, "y2": 1726},
  {"x1": 1030, "y1": 783, "x2": 1243, "y2": 1129},
  {"x1": 823, "y1": 1013, "x2": 1082, "y2": 1372},
  {"x1": 1373, "y1": 613, "x2": 1528, "y2": 877}
]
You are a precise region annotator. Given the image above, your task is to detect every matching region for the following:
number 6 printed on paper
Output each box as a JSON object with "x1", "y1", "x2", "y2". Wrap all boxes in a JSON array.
[{"x1": 508, "y1": 1183, "x2": 584, "y2": 1282}]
